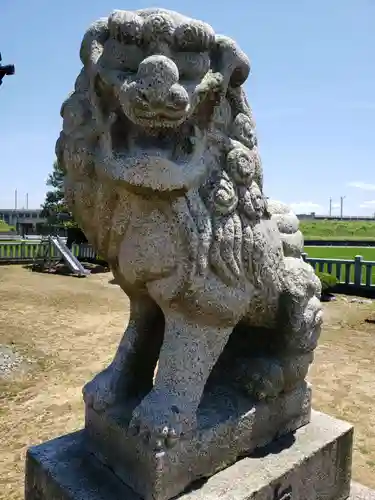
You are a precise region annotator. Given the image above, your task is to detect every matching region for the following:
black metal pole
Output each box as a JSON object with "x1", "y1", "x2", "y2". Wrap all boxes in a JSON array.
[{"x1": 0, "y1": 52, "x2": 15, "y2": 87}]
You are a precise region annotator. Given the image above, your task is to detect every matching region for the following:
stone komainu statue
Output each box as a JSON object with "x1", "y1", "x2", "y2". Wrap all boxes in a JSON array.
[{"x1": 57, "y1": 8, "x2": 322, "y2": 448}]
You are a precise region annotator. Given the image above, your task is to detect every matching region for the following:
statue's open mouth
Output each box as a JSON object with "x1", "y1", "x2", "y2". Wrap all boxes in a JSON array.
[
  {"x1": 111, "y1": 112, "x2": 197, "y2": 163},
  {"x1": 97, "y1": 111, "x2": 208, "y2": 193},
  {"x1": 132, "y1": 107, "x2": 188, "y2": 125}
]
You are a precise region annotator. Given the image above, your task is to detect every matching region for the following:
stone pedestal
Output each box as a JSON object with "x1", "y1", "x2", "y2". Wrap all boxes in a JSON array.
[
  {"x1": 25, "y1": 410, "x2": 373, "y2": 500},
  {"x1": 85, "y1": 383, "x2": 311, "y2": 500}
]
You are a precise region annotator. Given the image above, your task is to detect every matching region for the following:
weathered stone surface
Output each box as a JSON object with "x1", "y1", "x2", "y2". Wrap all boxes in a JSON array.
[
  {"x1": 350, "y1": 483, "x2": 375, "y2": 500},
  {"x1": 267, "y1": 200, "x2": 304, "y2": 258},
  {"x1": 57, "y1": 3, "x2": 322, "y2": 444},
  {"x1": 86, "y1": 382, "x2": 311, "y2": 500},
  {"x1": 25, "y1": 411, "x2": 359, "y2": 500},
  {"x1": 32, "y1": 7, "x2": 326, "y2": 500}
]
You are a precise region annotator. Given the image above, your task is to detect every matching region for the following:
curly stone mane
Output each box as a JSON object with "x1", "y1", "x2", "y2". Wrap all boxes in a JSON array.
[{"x1": 57, "y1": 9, "x2": 279, "y2": 294}]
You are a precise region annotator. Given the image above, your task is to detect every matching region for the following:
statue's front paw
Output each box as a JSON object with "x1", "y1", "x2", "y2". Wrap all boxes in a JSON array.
[
  {"x1": 128, "y1": 390, "x2": 197, "y2": 450},
  {"x1": 83, "y1": 366, "x2": 121, "y2": 411}
]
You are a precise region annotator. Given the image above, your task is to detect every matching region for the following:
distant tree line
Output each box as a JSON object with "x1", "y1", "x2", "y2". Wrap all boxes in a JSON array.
[{"x1": 41, "y1": 160, "x2": 87, "y2": 249}]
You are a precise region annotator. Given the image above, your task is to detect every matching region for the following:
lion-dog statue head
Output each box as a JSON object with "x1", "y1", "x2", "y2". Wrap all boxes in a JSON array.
[{"x1": 57, "y1": 7, "x2": 302, "y2": 327}]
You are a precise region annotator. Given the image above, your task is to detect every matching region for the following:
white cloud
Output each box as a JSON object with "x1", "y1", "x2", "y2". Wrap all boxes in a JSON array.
[
  {"x1": 290, "y1": 202, "x2": 322, "y2": 213},
  {"x1": 360, "y1": 200, "x2": 375, "y2": 209},
  {"x1": 347, "y1": 181, "x2": 375, "y2": 191},
  {"x1": 332, "y1": 202, "x2": 340, "y2": 209}
]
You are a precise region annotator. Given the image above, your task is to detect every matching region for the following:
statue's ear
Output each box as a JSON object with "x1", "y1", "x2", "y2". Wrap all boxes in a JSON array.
[
  {"x1": 80, "y1": 18, "x2": 109, "y2": 66},
  {"x1": 211, "y1": 35, "x2": 250, "y2": 88}
]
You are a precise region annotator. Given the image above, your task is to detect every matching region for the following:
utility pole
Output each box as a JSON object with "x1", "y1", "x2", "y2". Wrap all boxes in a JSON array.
[
  {"x1": 26, "y1": 193, "x2": 29, "y2": 209},
  {"x1": 340, "y1": 196, "x2": 346, "y2": 219},
  {"x1": 14, "y1": 189, "x2": 18, "y2": 234},
  {"x1": 0, "y1": 52, "x2": 15, "y2": 87},
  {"x1": 329, "y1": 197, "x2": 332, "y2": 217}
]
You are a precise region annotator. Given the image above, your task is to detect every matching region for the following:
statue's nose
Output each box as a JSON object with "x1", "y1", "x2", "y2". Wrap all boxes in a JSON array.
[{"x1": 137, "y1": 55, "x2": 180, "y2": 102}]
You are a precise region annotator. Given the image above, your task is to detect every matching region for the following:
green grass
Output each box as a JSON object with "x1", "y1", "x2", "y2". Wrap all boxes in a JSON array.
[
  {"x1": 300, "y1": 221, "x2": 375, "y2": 285},
  {"x1": 304, "y1": 246, "x2": 375, "y2": 285},
  {"x1": 304, "y1": 246, "x2": 375, "y2": 261},
  {"x1": 0, "y1": 221, "x2": 15, "y2": 232},
  {"x1": 300, "y1": 220, "x2": 375, "y2": 241}
]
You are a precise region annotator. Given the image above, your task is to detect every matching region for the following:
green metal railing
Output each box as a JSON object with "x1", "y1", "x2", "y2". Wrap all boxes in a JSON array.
[
  {"x1": 0, "y1": 242, "x2": 374, "y2": 289},
  {"x1": 302, "y1": 253, "x2": 375, "y2": 288},
  {"x1": 0, "y1": 242, "x2": 97, "y2": 263}
]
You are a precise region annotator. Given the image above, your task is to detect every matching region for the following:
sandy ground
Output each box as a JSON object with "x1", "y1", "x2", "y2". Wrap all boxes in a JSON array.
[{"x1": 0, "y1": 265, "x2": 374, "y2": 499}]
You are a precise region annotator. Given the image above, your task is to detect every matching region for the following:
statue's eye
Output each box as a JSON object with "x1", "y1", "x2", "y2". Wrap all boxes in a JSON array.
[
  {"x1": 102, "y1": 40, "x2": 144, "y2": 72},
  {"x1": 173, "y1": 52, "x2": 210, "y2": 79}
]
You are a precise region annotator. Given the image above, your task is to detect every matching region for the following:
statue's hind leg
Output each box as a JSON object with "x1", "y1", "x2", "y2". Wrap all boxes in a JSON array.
[
  {"x1": 222, "y1": 259, "x2": 322, "y2": 402},
  {"x1": 129, "y1": 307, "x2": 233, "y2": 447},
  {"x1": 240, "y1": 259, "x2": 323, "y2": 400},
  {"x1": 276, "y1": 292, "x2": 323, "y2": 393},
  {"x1": 83, "y1": 294, "x2": 164, "y2": 411}
]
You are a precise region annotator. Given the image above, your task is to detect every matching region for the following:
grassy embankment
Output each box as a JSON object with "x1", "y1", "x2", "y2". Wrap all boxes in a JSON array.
[
  {"x1": 1, "y1": 219, "x2": 375, "y2": 260},
  {"x1": 300, "y1": 220, "x2": 375, "y2": 241},
  {"x1": 0, "y1": 221, "x2": 15, "y2": 233},
  {"x1": 300, "y1": 220, "x2": 375, "y2": 281},
  {"x1": 305, "y1": 246, "x2": 375, "y2": 260}
]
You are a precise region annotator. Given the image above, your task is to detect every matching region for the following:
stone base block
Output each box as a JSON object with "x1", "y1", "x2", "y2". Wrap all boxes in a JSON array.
[
  {"x1": 25, "y1": 410, "x2": 359, "y2": 500},
  {"x1": 85, "y1": 383, "x2": 311, "y2": 500},
  {"x1": 350, "y1": 483, "x2": 375, "y2": 500}
]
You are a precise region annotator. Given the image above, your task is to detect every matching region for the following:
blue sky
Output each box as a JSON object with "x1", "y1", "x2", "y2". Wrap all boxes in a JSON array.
[{"x1": 0, "y1": 0, "x2": 374, "y2": 215}]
